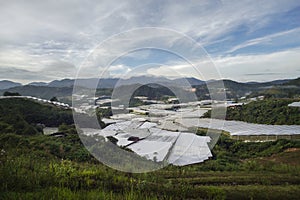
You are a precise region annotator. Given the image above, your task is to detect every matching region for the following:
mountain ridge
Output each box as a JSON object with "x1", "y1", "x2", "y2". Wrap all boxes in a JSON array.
[
  {"x1": 0, "y1": 80, "x2": 22, "y2": 90},
  {"x1": 1, "y1": 76, "x2": 299, "y2": 101}
]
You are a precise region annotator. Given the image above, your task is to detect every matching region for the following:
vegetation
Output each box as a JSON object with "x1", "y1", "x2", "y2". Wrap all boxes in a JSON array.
[
  {"x1": 3, "y1": 91, "x2": 21, "y2": 96},
  {"x1": 1, "y1": 85, "x2": 74, "y2": 100},
  {"x1": 50, "y1": 96, "x2": 59, "y2": 102},
  {"x1": 131, "y1": 84, "x2": 176, "y2": 100},
  {"x1": 1, "y1": 94, "x2": 300, "y2": 199},
  {"x1": 0, "y1": 98, "x2": 105, "y2": 134},
  {"x1": 247, "y1": 78, "x2": 300, "y2": 99},
  {"x1": 0, "y1": 98, "x2": 74, "y2": 136},
  {"x1": 203, "y1": 99, "x2": 300, "y2": 125},
  {"x1": 227, "y1": 99, "x2": 300, "y2": 125},
  {"x1": 96, "y1": 107, "x2": 112, "y2": 119},
  {"x1": 1, "y1": 129, "x2": 300, "y2": 199}
]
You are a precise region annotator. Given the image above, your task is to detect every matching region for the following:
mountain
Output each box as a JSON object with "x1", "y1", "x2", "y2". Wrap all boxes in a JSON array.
[
  {"x1": 48, "y1": 79, "x2": 74, "y2": 88},
  {"x1": 0, "y1": 85, "x2": 73, "y2": 100},
  {"x1": 194, "y1": 78, "x2": 300, "y2": 99},
  {"x1": 45, "y1": 76, "x2": 204, "y2": 88},
  {"x1": 47, "y1": 78, "x2": 118, "y2": 88},
  {"x1": 246, "y1": 79, "x2": 292, "y2": 85},
  {"x1": 118, "y1": 76, "x2": 170, "y2": 86},
  {"x1": 0, "y1": 80, "x2": 22, "y2": 90},
  {"x1": 101, "y1": 76, "x2": 205, "y2": 87},
  {"x1": 97, "y1": 78, "x2": 118, "y2": 88},
  {"x1": 174, "y1": 77, "x2": 205, "y2": 86},
  {"x1": 28, "y1": 82, "x2": 48, "y2": 86},
  {"x1": 284, "y1": 77, "x2": 300, "y2": 86},
  {"x1": 195, "y1": 79, "x2": 256, "y2": 99},
  {"x1": 242, "y1": 78, "x2": 300, "y2": 99},
  {"x1": 1, "y1": 77, "x2": 299, "y2": 100}
]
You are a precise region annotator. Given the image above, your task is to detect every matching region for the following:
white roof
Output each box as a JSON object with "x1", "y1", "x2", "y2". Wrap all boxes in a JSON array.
[
  {"x1": 175, "y1": 118, "x2": 300, "y2": 136},
  {"x1": 168, "y1": 133, "x2": 212, "y2": 166},
  {"x1": 128, "y1": 140, "x2": 173, "y2": 162},
  {"x1": 288, "y1": 102, "x2": 300, "y2": 107}
]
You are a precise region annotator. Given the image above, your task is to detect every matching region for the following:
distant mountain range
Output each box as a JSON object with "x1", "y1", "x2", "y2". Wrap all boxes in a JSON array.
[
  {"x1": 0, "y1": 80, "x2": 22, "y2": 90},
  {"x1": 28, "y1": 82, "x2": 48, "y2": 87},
  {"x1": 1, "y1": 76, "x2": 299, "y2": 101},
  {"x1": 0, "y1": 76, "x2": 206, "y2": 90}
]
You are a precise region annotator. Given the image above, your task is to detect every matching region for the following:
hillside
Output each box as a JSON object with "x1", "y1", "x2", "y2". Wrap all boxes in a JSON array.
[
  {"x1": 249, "y1": 78, "x2": 300, "y2": 98},
  {"x1": 0, "y1": 130, "x2": 299, "y2": 199},
  {"x1": 225, "y1": 99, "x2": 300, "y2": 125},
  {"x1": 0, "y1": 98, "x2": 74, "y2": 135},
  {"x1": 195, "y1": 79, "x2": 257, "y2": 99},
  {"x1": 203, "y1": 99, "x2": 300, "y2": 125},
  {"x1": 0, "y1": 85, "x2": 73, "y2": 100},
  {"x1": 284, "y1": 77, "x2": 300, "y2": 86},
  {"x1": 0, "y1": 80, "x2": 22, "y2": 90}
]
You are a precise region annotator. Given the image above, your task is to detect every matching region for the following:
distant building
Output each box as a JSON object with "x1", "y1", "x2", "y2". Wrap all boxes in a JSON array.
[
  {"x1": 288, "y1": 102, "x2": 300, "y2": 107},
  {"x1": 43, "y1": 127, "x2": 58, "y2": 135},
  {"x1": 134, "y1": 96, "x2": 148, "y2": 100}
]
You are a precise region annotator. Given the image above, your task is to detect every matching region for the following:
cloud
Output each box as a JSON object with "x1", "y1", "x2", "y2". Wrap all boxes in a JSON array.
[
  {"x1": 227, "y1": 28, "x2": 300, "y2": 53},
  {"x1": 41, "y1": 61, "x2": 77, "y2": 79},
  {"x1": 0, "y1": 48, "x2": 77, "y2": 83},
  {"x1": 0, "y1": 67, "x2": 49, "y2": 83},
  {"x1": 107, "y1": 64, "x2": 132, "y2": 77},
  {"x1": 142, "y1": 48, "x2": 300, "y2": 82},
  {"x1": 243, "y1": 73, "x2": 281, "y2": 76},
  {"x1": 0, "y1": 0, "x2": 299, "y2": 83},
  {"x1": 214, "y1": 48, "x2": 300, "y2": 81}
]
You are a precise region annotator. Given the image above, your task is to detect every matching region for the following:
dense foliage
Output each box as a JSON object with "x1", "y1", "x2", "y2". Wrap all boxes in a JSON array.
[
  {"x1": 203, "y1": 99, "x2": 300, "y2": 125},
  {"x1": 226, "y1": 99, "x2": 300, "y2": 125},
  {"x1": 3, "y1": 91, "x2": 21, "y2": 96},
  {"x1": 0, "y1": 98, "x2": 73, "y2": 135},
  {"x1": 96, "y1": 107, "x2": 112, "y2": 119}
]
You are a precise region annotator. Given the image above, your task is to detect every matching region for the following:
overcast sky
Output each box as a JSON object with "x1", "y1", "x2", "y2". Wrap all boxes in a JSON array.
[{"x1": 0, "y1": 0, "x2": 299, "y2": 83}]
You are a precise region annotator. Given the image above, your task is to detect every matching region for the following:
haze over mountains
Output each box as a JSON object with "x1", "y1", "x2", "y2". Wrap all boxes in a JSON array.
[
  {"x1": 0, "y1": 76, "x2": 299, "y2": 102},
  {"x1": 0, "y1": 80, "x2": 22, "y2": 90}
]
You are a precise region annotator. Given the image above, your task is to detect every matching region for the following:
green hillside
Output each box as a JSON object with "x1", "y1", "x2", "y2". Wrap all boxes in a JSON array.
[
  {"x1": 203, "y1": 99, "x2": 300, "y2": 125},
  {"x1": 0, "y1": 85, "x2": 73, "y2": 99},
  {"x1": 1, "y1": 129, "x2": 300, "y2": 199},
  {"x1": 226, "y1": 99, "x2": 300, "y2": 125},
  {"x1": 284, "y1": 77, "x2": 300, "y2": 86},
  {"x1": 0, "y1": 98, "x2": 74, "y2": 135}
]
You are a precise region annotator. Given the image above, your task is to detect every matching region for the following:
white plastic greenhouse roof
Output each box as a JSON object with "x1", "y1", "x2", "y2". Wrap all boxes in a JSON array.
[
  {"x1": 288, "y1": 102, "x2": 300, "y2": 107},
  {"x1": 81, "y1": 120, "x2": 212, "y2": 166},
  {"x1": 175, "y1": 118, "x2": 300, "y2": 136},
  {"x1": 80, "y1": 102, "x2": 300, "y2": 166}
]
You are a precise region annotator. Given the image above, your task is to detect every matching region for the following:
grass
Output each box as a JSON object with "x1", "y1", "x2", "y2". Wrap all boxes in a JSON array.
[{"x1": 1, "y1": 133, "x2": 300, "y2": 199}]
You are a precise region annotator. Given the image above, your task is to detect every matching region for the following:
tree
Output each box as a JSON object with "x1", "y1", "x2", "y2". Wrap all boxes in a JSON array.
[
  {"x1": 3, "y1": 91, "x2": 21, "y2": 96},
  {"x1": 50, "y1": 96, "x2": 58, "y2": 102}
]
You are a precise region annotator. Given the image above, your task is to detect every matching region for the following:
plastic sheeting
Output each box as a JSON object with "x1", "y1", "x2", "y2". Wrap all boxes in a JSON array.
[
  {"x1": 167, "y1": 133, "x2": 211, "y2": 166},
  {"x1": 175, "y1": 118, "x2": 300, "y2": 136},
  {"x1": 84, "y1": 120, "x2": 213, "y2": 166}
]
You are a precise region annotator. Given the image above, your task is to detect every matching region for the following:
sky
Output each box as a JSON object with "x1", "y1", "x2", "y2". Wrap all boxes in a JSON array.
[{"x1": 0, "y1": 0, "x2": 300, "y2": 83}]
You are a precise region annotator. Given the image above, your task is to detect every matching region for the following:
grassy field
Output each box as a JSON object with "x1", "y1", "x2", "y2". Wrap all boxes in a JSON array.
[{"x1": 1, "y1": 131, "x2": 300, "y2": 200}]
